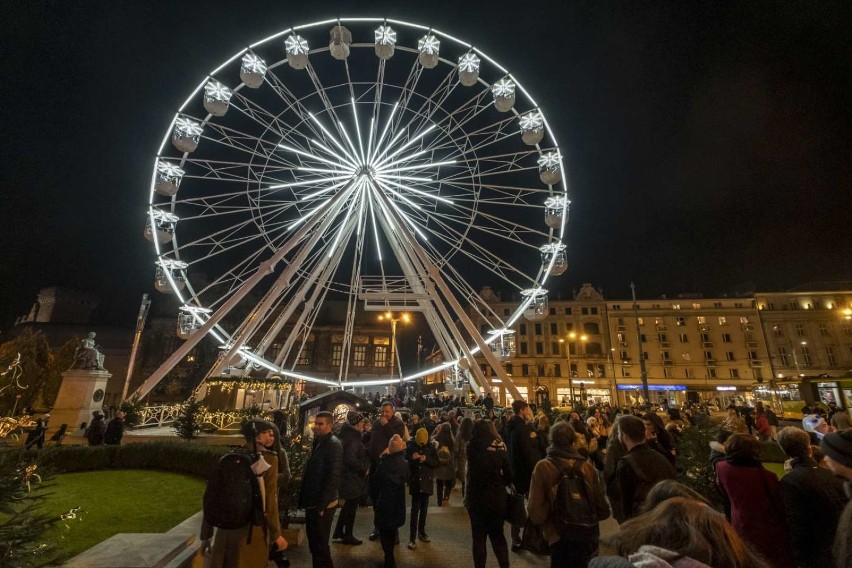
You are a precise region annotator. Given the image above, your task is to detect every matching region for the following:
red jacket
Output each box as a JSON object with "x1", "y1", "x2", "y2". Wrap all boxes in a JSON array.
[{"x1": 754, "y1": 414, "x2": 772, "y2": 438}]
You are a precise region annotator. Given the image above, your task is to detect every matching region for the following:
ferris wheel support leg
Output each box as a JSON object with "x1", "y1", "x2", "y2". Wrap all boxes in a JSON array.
[{"x1": 129, "y1": 190, "x2": 347, "y2": 401}]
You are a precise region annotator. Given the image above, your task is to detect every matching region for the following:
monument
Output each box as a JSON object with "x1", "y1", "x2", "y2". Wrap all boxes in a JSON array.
[{"x1": 49, "y1": 333, "x2": 111, "y2": 438}]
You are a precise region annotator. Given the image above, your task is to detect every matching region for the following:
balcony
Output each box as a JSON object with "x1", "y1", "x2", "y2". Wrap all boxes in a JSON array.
[
  {"x1": 702, "y1": 341, "x2": 714, "y2": 348},
  {"x1": 663, "y1": 360, "x2": 674, "y2": 367},
  {"x1": 750, "y1": 360, "x2": 763, "y2": 367},
  {"x1": 699, "y1": 325, "x2": 712, "y2": 332},
  {"x1": 660, "y1": 342, "x2": 671, "y2": 349},
  {"x1": 746, "y1": 341, "x2": 758, "y2": 348},
  {"x1": 656, "y1": 325, "x2": 668, "y2": 332},
  {"x1": 619, "y1": 342, "x2": 629, "y2": 349},
  {"x1": 705, "y1": 359, "x2": 717, "y2": 366},
  {"x1": 616, "y1": 325, "x2": 627, "y2": 332}
]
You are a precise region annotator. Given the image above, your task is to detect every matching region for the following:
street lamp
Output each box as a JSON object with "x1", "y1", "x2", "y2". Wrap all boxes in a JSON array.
[
  {"x1": 841, "y1": 307, "x2": 852, "y2": 321},
  {"x1": 559, "y1": 331, "x2": 588, "y2": 404},
  {"x1": 378, "y1": 311, "x2": 410, "y2": 388}
]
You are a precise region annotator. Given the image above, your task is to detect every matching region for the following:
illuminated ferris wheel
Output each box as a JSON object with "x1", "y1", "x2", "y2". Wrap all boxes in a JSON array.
[{"x1": 135, "y1": 18, "x2": 570, "y2": 400}]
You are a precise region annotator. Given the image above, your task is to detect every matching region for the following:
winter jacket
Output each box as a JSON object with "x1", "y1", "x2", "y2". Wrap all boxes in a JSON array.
[
  {"x1": 715, "y1": 458, "x2": 795, "y2": 568},
  {"x1": 779, "y1": 457, "x2": 847, "y2": 568},
  {"x1": 527, "y1": 447, "x2": 610, "y2": 545},
  {"x1": 374, "y1": 450, "x2": 409, "y2": 530},
  {"x1": 465, "y1": 436, "x2": 512, "y2": 516},
  {"x1": 590, "y1": 546, "x2": 712, "y2": 568},
  {"x1": 616, "y1": 443, "x2": 677, "y2": 520},
  {"x1": 454, "y1": 433, "x2": 469, "y2": 483},
  {"x1": 506, "y1": 416, "x2": 540, "y2": 494},
  {"x1": 86, "y1": 417, "x2": 106, "y2": 446},
  {"x1": 604, "y1": 435, "x2": 628, "y2": 523},
  {"x1": 433, "y1": 435, "x2": 456, "y2": 482},
  {"x1": 753, "y1": 414, "x2": 772, "y2": 439},
  {"x1": 406, "y1": 439, "x2": 438, "y2": 495},
  {"x1": 368, "y1": 415, "x2": 406, "y2": 459},
  {"x1": 104, "y1": 417, "x2": 124, "y2": 445},
  {"x1": 338, "y1": 423, "x2": 369, "y2": 500},
  {"x1": 298, "y1": 432, "x2": 343, "y2": 510}
]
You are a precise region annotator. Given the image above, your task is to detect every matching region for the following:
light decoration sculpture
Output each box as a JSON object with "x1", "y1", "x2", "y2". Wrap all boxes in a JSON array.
[
  {"x1": 203, "y1": 80, "x2": 233, "y2": 117},
  {"x1": 240, "y1": 53, "x2": 267, "y2": 88},
  {"x1": 285, "y1": 35, "x2": 309, "y2": 69},
  {"x1": 375, "y1": 25, "x2": 397, "y2": 60},
  {"x1": 519, "y1": 110, "x2": 545, "y2": 146},
  {"x1": 537, "y1": 151, "x2": 562, "y2": 185},
  {"x1": 144, "y1": 209, "x2": 179, "y2": 245},
  {"x1": 418, "y1": 34, "x2": 440, "y2": 68},
  {"x1": 540, "y1": 242, "x2": 568, "y2": 276},
  {"x1": 172, "y1": 117, "x2": 203, "y2": 153},
  {"x1": 521, "y1": 287, "x2": 549, "y2": 321},
  {"x1": 492, "y1": 77, "x2": 516, "y2": 112},
  {"x1": 154, "y1": 161, "x2": 185, "y2": 197},
  {"x1": 458, "y1": 52, "x2": 480, "y2": 86}
]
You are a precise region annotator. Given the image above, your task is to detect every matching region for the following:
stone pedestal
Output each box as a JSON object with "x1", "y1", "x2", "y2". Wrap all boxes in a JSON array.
[{"x1": 49, "y1": 369, "x2": 111, "y2": 437}]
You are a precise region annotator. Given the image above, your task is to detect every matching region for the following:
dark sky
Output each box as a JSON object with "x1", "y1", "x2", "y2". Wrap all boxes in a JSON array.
[{"x1": 1, "y1": 1, "x2": 850, "y2": 331}]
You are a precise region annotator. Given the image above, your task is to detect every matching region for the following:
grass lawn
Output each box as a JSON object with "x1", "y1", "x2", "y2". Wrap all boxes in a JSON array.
[{"x1": 35, "y1": 469, "x2": 205, "y2": 563}]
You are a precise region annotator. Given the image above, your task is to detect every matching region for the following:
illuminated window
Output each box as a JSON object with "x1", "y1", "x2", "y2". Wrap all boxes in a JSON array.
[
  {"x1": 718, "y1": 317, "x2": 727, "y2": 325},
  {"x1": 331, "y1": 344, "x2": 343, "y2": 366},
  {"x1": 374, "y1": 346, "x2": 388, "y2": 367},
  {"x1": 353, "y1": 345, "x2": 366, "y2": 367},
  {"x1": 297, "y1": 343, "x2": 313, "y2": 366}
]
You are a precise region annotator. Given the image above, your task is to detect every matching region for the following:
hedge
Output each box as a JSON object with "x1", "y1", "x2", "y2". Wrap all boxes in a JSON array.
[{"x1": 23, "y1": 442, "x2": 231, "y2": 478}]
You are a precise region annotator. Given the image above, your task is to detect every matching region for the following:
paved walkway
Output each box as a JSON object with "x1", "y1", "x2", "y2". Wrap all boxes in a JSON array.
[{"x1": 283, "y1": 486, "x2": 619, "y2": 568}]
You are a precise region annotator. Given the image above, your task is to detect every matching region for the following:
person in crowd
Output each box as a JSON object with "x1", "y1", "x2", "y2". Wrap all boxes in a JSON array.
[
  {"x1": 465, "y1": 419, "x2": 511, "y2": 568},
  {"x1": 751, "y1": 408, "x2": 772, "y2": 441},
  {"x1": 820, "y1": 430, "x2": 852, "y2": 568},
  {"x1": 535, "y1": 413, "x2": 551, "y2": 457},
  {"x1": 432, "y1": 422, "x2": 456, "y2": 506},
  {"x1": 374, "y1": 435, "x2": 409, "y2": 568},
  {"x1": 86, "y1": 411, "x2": 106, "y2": 446},
  {"x1": 643, "y1": 412, "x2": 676, "y2": 466},
  {"x1": 24, "y1": 413, "x2": 50, "y2": 450},
  {"x1": 756, "y1": 402, "x2": 779, "y2": 439},
  {"x1": 506, "y1": 399, "x2": 540, "y2": 551},
  {"x1": 421, "y1": 412, "x2": 436, "y2": 435},
  {"x1": 200, "y1": 419, "x2": 288, "y2": 567},
  {"x1": 299, "y1": 412, "x2": 343, "y2": 568},
  {"x1": 483, "y1": 392, "x2": 495, "y2": 411},
  {"x1": 714, "y1": 433, "x2": 795, "y2": 568},
  {"x1": 269, "y1": 423, "x2": 291, "y2": 530},
  {"x1": 639, "y1": 479, "x2": 710, "y2": 513},
  {"x1": 721, "y1": 407, "x2": 747, "y2": 434},
  {"x1": 333, "y1": 411, "x2": 369, "y2": 545},
  {"x1": 412, "y1": 391, "x2": 427, "y2": 417},
  {"x1": 831, "y1": 409, "x2": 852, "y2": 431},
  {"x1": 104, "y1": 411, "x2": 125, "y2": 445},
  {"x1": 614, "y1": 415, "x2": 677, "y2": 520},
  {"x1": 803, "y1": 414, "x2": 833, "y2": 444},
  {"x1": 454, "y1": 417, "x2": 474, "y2": 497},
  {"x1": 406, "y1": 427, "x2": 438, "y2": 548},
  {"x1": 590, "y1": 497, "x2": 769, "y2": 568},
  {"x1": 528, "y1": 421, "x2": 610, "y2": 567},
  {"x1": 395, "y1": 411, "x2": 410, "y2": 442},
  {"x1": 775, "y1": 426, "x2": 846, "y2": 568},
  {"x1": 603, "y1": 419, "x2": 627, "y2": 523},
  {"x1": 368, "y1": 402, "x2": 406, "y2": 541}
]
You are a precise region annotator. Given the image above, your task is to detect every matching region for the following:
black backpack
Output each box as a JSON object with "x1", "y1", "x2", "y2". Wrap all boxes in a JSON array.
[
  {"x1": 548, "y1": 457, "x2": 599, "y2": 540},
  {"x1": 203, "y1": 449, "x2": 265, "y2": 531}
]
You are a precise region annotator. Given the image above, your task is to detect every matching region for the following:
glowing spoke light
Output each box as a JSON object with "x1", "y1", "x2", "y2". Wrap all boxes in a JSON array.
[
  {"x1": 374, "y1": 124, "x2": 437, "y2": 167},
  {"x1": 375, "y1": 176, "x2": 454, "y2": 204},
  {"x1": 278, "y1": 141, "x2": 355, "y2": 171},
  {"x1": 368, "y1": 196, "x2": 383, "y2": 261},
  {"x1": 377, "y1": 159, "x2": 456, "y2": 174},
  {"x1": 370, "y1": 101, "x2": 399, "y2": 162},
  {"x1": 350, "y1": 98, "x2": 366, "y2": 165},
  {"x1": 308, "y1": 112, "x2": 360, "y2": 167},
  {"x1": 265, "y1": 174, "x2": 354, "y2": 191},
  {"x1": 310, "y1": 139, "x2": 359, "y2": 170}
]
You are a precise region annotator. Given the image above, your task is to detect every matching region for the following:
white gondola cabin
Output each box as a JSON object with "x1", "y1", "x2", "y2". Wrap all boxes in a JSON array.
[
  {"x1": 177, "y1": 305, "x2": 211, "y2": 339},
  {"x1": 172, "y1": 118, "x2": 202, "y2": 153},
  {"x1": 329, "y1": 25, "x2": 352, "y2": 60},
  {"x1": 240, "y1": 53, "x2": 267, "y2": 88},
  {"x1": 154, "y1": 161, "x2": 184, "y2": 197},
  {"x1": 144, "y1": 210, "x2": 179, "y2": 245},
  {"x1": 519, "y1": 111, "x2": 544, "y2": 146},
  {"x1": 540, "y1": 242, "x2": 568, "y2": 276},
  {"x1": 418, "y1": 35, "x2": 440, "y2": 69},
  {"x1": 521, "y1": 288, "x2": 548, "y2": 321},
  {"x1": 538, "y1": 152, "x2": 562, "y2": 185},
  {"x1": 458, "y1": 52, "x2": 480, "y2": 86},
  {"x1": 487, "y1": 329, "x2": 516, "y2": 361},
  {"x1": 375, "y1": 25, "x2": 396, "y2": 60},
  {"x1": 203, "y1": 80, "x2": 232, "y2": 117},
  {"x1": 492, "y1": 78, "x2": 516, "y2": 112},
  {"x1": 544, "y1": 195, "x2": 569, "y2": 229},
  {"x1": 285, "y1": 35, "x2": 309, "y2": 70},
  {"x1": 154, "y1": 259, "x2": 187, "y2": 294}
]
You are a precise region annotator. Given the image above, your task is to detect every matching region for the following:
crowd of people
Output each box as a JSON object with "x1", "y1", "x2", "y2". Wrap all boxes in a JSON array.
[{"x1": 198, "y1": 394, "x2": 852, "y2": 568}]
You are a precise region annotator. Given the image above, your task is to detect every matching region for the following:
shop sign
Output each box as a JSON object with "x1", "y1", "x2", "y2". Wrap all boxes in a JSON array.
[
  {"x1": 616, "y1": 384, "x2": 686, "y2": 391},
  {"x1": 716, "y1": 386, "x2": 737, "y2": 391}
]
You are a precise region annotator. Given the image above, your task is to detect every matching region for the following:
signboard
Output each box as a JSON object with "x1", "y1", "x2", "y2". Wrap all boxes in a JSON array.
[
  {"x1": 616, "y1": 384, "x2": 686, "y2": 391},
  {"x1": 716, "y1": 386, "x2": 737, "y2": 391}
]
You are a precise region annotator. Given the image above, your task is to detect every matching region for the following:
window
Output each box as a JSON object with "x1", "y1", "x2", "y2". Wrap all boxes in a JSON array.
[
  {"x1": 638, "y1": 317, "x2": 644, "y2": 326},
  {"x1": 591, "y1": 307, "x2": 599, "y2": 315},
  {"x1": 534, "y1": 323, "x2": 543, "y2": 335},
  {"x1": 801, "y1": 346, "x2": 812, "y2": 366},
  {"x1": 581, "y1": 307, "x2": 589, "y2": 315},
  {"x1": 730, "y1": 369, "x2": 740, "y2": 379},
  {"x1": 551, "y1": 342, "x2": 560, "y2": 355},
  {"x1": 617, "y1": 332, "x2": 627, "y2": 344},
  {"x1": 374, "y1": 345, "x2": 388, "y2": 367},
  {"x1": 564, "y1": 307, "x2": 572, "y2": 315},
  {"x1": 297, "y1": 343, "x2": 313, "y2": 365},
  {"x1": 795, "y1": 323, "x2": 805, "y2": 337},
  {"x1": 553, "y1": 363, "x2": 561, "y2": 377},
  {"x1": 658, "y1": 333, "x2": 668, "y2": 343},
  {"x1": 538, "y1": 364, "x2": 546, "y2": 376},
  {"x1": 621, "y1": 366, "x2": 631, "y2": 377},
  {"x1": 353, "y1": 345, "x2": 366, "y2": 367},
  {"x1": 550, "y1": 323, "x2": 558, "y2": 334},
  {"x1": 778, "y1": 347, "x2": 789, "y2": 366},
  {"x1": 613, "y1": 305, "x2": 621, "y2": 310},
  {"x1": 827, "y1": 347, "x2": 837, "y2": 366},
  {"x1": 697, "y1": 316, "x2": 706, "y2": 325},
  {"x1": 676, "y1": 317, "x2": 686, "y2": 326},
  {"x1": 663, "y1": 367, "x2": 671, "y2": 378},
  {"x1": 642, "y1": 351, "x2": 649, "y2": 360},
  {"x1": 662, "y1": 351, "x2": 671, "y2": 360},
  {"x1": 672, "y1": 304, "x2": 681, "y2": 310},
  {"x1": 693, "y1": 303, "x2": 702, "y2": 309},
  {"x1": 521, "y1": 364, "x2": 529, "y2": 376},
  {"x1": 714, "y1": 302, "x2": 723, "y2": 308},
  {"x1": 520, "y1": 342, "x2": 528, "y2": 355},
  {"x1": 679, "y1": 333, "x2": 689, "y2": 343},
  {"x1": 701, "y1": 333, "x2": 711, "y2": 343},
  {"x1": 704, "y1": 351, "x2": 714, "y2": 360},
  {"x1": 790, "y1": 301, "x2": 799, "y2": 310},
  {"x1": 505, "y1": 363, "x2": 513, "y2": 375},
  {"x1": 708, "y1": 368, "x2": 717, "y2": 378},
  {"x1": 584, "y1": 322, "x2": 600, "y2": 335},
  {"x1": 617, "y1": 317, "x2": 625, "y2": 325},
  {"x1": 682, "y1": 352, "x2": 691, "y2": 361},
  {"x1": 740, "y1": 316, "x2": 750, "y2": 324},
  {"x1": 586, "y1": 363, "x2": 595, "y2": 377},
  {"x1": 519, "y1": 323, "x2": 527, "y2": 335},
  {"x1": 722, "y1": 333, "x2": 732, "y2": 343},
  {"x1": 332, "y1": 344, "x2": 343, "y2": 366},
  {"x1": 819, "y1": 323, "x2": 829, "y2": 337},
  {"x1": 640, "y1": 334, "x2": 647, "y2": 342},
  {"x1": 767, "y1": 303, "x2": 775, "y2": 310},
  {"x1": 549, "y1": 307, "x2": 556, "y2": 315},
  {"x1": 718, "y1": 316, "x2": 727, "y2": 325},
  {"x1": 570, "y1": 363, "x2": 578, "y2": 377},
  {"x1": 620, "y1": 350, "x2": 629, "y2": 360},
  {"x1": 754, "y1": 368, "x2": 764, "y2": 380},
  {"x1": 773, "y1": 326, "x2": 784, "y2": 337},
  {"x1": 843, "y1": 323, "x2": 851, "y2": 336},
  {"x1": 748, "y1": 351, "x2": 759, "y2": 360},
  {"x1": 726, "y1": 352, "x2": 735, "y2": 361},
  {"x1": 535, "y1": 342, "x2": 544, "y2": 355}
]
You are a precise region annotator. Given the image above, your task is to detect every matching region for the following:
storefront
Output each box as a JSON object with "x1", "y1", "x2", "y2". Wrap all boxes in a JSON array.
[
  {"x1": 616, "y1": 384, "x2": 686, "y2": 407},
  {"x1": 753, "y1": 381, "x2": 804, "y2": 419},
  {"x1": 686, "y1": 385, "x2": 754, "y2": 409}
]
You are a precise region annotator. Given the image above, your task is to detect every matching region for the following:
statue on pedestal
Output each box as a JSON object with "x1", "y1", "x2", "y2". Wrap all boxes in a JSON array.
[{"x1": 70, "y1": 332, "x2": 106, "y2": 371}]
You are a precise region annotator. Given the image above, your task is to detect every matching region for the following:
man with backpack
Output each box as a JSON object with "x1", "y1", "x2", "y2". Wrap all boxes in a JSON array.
[
  {"x1": 299, "y1": 411, "x2": 343, "y2": 568},
  {"x1": 614, "y1": 414, "x2": 677, "y2": 520},
  {"x1": 200, "y1": 419, "x2": 287, "y2": 568},
  {"x1": 528, "y1": 421, "x2": 610, "y2": 567}
]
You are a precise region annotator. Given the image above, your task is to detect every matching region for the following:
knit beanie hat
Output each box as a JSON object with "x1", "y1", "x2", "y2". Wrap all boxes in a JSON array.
[
  {"x1": 821, "y1": 430, "x2": 852, "y2": 469},
  {"x1": 347, "y1": 410, "x2": 365, "y2": 425},
  {"x1": 388, "y1": 434, "x2": 406, "y2": 454},
  {"x1": 415, "y1": 427, "x2": 429, "y2": 446}
]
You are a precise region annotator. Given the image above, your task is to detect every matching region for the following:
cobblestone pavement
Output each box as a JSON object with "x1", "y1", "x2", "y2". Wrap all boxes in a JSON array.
[{"x1": 282, "y1": 486, "x2": 620, "y2": 568}]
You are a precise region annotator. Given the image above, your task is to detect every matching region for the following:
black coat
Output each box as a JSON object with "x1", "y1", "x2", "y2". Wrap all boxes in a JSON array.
[
  {"x1": 406, "y1": 440, "x2": 438, "y2": 495},
  {"x1": 374, "y1": 451, "x2": 409, "y2": 529},
  {"x1": 615, "y1": 443, "x2": 677, "y2": 519},
  {"x1": 779, "y1": 457, "x2": 848, "y2": 568},
  {"x1": 338, "y1": 423, "x2": 369, "y2": 500},
  {"x1": 104, "y1": 417, "x2": 124, "y2": 445},
  {"x1": 368, "y1": 416, "x2": 406, "y2": 459},
  {"x1": 298, "y1": 432, "x2": 343, "y2": 509},
  {"x1": 506, "y1": 416, "x2": 539, "y2": 494},
  {"x1": 465, "y1": 436, "x2": 512, "y2": 516}
]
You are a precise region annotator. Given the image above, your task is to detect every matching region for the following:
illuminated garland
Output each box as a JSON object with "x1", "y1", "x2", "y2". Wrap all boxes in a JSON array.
[{"x1": 206, "y1": 376, "x2": 293, "y2": 393}]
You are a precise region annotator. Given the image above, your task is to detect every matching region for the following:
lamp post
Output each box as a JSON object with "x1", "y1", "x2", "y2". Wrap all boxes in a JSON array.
[
  {"x1": 559, "y1": 331, "x2": 588, "y2": 404},
  {"x1": 378, "y1": 311, "x2": 410, "y2": 391}
]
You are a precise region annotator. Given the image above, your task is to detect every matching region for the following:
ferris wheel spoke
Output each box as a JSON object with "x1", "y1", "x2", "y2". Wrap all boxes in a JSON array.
[
  {"x1": 386, "y1": 55, "x2": 425, "y2": 143},
  {"x1": 263, "y1": 68, "x2": 332, "y2": 145}
]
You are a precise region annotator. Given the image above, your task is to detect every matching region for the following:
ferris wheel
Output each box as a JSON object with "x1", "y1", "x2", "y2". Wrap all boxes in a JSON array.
[{"x1": 133, "y1": 18, "x2": 570, "y2": 400}]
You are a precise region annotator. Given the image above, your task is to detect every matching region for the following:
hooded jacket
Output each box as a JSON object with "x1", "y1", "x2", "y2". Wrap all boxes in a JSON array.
[{"x1": 406, "y1": 429, "x2": 439, "y2": 495}]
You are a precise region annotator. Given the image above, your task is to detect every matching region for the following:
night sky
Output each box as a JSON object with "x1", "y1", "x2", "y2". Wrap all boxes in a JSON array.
[{"x1": 2, "y1": 1, "x2": 850, "y2": 331}]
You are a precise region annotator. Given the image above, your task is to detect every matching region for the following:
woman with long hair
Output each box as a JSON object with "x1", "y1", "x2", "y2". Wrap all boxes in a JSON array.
[
  {"x1": 591, "y1": 497, "x2": 768, "y2": 568},
  {"x1": 454, "y1": 417, "x2": 474, "y2": 497},
  {"x1": 465, "y1": 419, "x2": 512, "y2": 568},
  {"x1": 432, "y1": 422, "x2": 456, "y2": 506}
]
